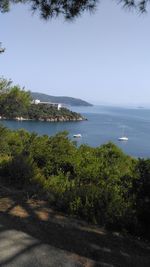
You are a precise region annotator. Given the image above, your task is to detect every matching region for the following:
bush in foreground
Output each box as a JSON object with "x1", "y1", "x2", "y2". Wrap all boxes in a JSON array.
[{"x1": 0, "y1": 125, "x2": 150, "y2": 239}]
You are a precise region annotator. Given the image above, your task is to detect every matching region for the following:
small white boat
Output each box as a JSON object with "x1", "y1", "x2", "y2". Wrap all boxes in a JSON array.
[
  {"x1": 118, "y1": 126, "x2": 128, "y2": 141},
  {"x1": 118, "y1": 136, "x2": 128, "y2": 141},
  {"x1": 73, "y1": 134, "x2": 82, "y2": 138}
]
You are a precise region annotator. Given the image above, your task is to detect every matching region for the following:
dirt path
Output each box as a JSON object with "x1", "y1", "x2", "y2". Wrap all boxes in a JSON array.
[{"x1": 0, "y1": 186, "x2": 150, "y2": 267}]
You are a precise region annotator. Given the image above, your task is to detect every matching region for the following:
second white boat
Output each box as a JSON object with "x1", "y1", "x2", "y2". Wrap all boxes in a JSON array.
[
  {"x1": 118, "y1": 136, "x2": 128, "y2": 141},
  {"x1": 73, "y1": 134, "x2": 82, "y2": 138}
]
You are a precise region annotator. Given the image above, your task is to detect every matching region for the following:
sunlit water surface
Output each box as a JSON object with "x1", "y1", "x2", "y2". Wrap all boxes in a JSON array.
[{"x1": 2, "y1": 105, "x2": 150, "y2": 158}]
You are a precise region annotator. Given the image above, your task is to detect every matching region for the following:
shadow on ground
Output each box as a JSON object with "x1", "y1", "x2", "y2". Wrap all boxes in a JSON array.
[{"x1": 0, "y1": 186, "x2": 150, "y2": 267}]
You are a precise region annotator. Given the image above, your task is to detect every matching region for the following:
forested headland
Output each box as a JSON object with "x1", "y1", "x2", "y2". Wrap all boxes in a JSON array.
[
  {"x1": 0, "y1": 124, "x2": 150, "y2": 240},
  {"x1": 0, "y1": 78, "x2": 85, "y2": 122}
]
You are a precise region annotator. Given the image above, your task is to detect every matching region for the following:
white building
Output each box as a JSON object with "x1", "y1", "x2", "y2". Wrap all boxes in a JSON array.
[{"x1": 31, "y1": 99, "x2": 64, "y2": 110}]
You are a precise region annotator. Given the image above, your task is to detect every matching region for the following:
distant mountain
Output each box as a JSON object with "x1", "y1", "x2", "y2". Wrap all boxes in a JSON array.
[{"x1": 31, "y1": 92, "x2": 93, "y2": 107}]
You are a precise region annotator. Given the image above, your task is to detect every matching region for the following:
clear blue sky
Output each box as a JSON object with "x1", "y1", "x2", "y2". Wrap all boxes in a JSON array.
[{"x1": 1, "y1": 0, "x2": 150, "y2": 105}]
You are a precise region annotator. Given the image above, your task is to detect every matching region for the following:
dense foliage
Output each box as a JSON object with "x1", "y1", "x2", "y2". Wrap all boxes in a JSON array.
[
  {"x1": 0, "y1": 86, "x2": 31, "y2": 118},
  {"x1": 0, "y1": 1, "x2": 149, "y2": 20},
  {"x1": 0, "y1": 78, "x2": 83, "y2": 121},
  {"x1": 0, "y1": 124, "x2": 150, "y2": 239},
  {"x1": 26, "y1": 104, "x2": 83, "y2": 120}
]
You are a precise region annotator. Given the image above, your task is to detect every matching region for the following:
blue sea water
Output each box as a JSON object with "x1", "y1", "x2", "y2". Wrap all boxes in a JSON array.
[{"x1": 1, "y1": 105, "x2": 150, "y2": 158}]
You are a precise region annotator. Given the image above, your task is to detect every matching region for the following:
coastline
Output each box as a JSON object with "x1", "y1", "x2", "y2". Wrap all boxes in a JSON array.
[{"x1": 0, "y1": 115, "x2": 87, "y2": 122}]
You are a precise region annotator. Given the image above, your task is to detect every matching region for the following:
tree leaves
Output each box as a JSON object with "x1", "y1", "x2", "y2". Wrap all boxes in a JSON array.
[{"x1": 0, "y1": 0, "x2": 149, "y2": 20}]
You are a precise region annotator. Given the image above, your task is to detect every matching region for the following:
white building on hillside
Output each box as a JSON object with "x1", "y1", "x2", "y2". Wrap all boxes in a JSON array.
[{"x1": 31, "y1": 99, "x2": 65, "y2": 110}]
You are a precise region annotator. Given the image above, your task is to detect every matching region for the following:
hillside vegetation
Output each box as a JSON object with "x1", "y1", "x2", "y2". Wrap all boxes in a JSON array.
[
  {"x1": 0, "y1": 125, "x2": 150, "y2": 240},
  {"x1": 0, "y1": 78, "x2": 84, "y2": 121}
]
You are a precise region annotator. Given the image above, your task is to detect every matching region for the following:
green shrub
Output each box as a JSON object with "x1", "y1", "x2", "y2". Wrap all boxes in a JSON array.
[
  {"x1": 0, "y1": 153, "x2": 37, "y2": 188},
  {"x1": 1, "y1": 125, "x2": 150, "y2": 239}
]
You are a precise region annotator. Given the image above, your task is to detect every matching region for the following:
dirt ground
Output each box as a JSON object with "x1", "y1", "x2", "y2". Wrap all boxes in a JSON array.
[{"x1": 0, "y1": 185, "x2": 150, "y2": 267}]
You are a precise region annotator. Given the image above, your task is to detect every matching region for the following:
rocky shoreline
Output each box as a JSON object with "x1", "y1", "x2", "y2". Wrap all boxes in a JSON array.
[{"x1": 0, "y1": 115, "x2": 87, "y2": 122}]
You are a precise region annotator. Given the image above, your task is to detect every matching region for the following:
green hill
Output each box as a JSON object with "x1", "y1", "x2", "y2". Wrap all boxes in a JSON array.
[
  {"x1": 31, "y1": 92, "x2": 93, "y2": 106},
  {"x1": 0, "y1": 85, "x2": 86, "y2": 122}
]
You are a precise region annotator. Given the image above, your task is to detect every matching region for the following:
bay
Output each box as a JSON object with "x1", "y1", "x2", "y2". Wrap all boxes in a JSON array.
[{"x1": 1, "y1": 105, "x2": 150, "y2": 158}]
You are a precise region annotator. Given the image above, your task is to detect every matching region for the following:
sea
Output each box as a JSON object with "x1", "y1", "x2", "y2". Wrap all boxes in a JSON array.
[{"x1": 1, "y1": 105, "x2": 150, "y2": 158}]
